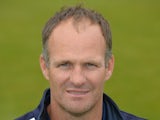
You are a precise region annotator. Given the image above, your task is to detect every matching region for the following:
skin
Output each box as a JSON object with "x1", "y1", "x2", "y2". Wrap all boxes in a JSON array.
[{"x1": 40, "y1": 18, "x2": 114, "y2": 120}]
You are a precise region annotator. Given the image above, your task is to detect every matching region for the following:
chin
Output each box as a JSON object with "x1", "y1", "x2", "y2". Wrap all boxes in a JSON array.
[{"x1": 62, "y1": 101, "x2": 94, "y2": 116}]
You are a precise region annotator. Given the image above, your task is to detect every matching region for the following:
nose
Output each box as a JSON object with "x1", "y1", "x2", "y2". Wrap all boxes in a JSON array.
[{"x1": 70, "y1": 66, "x2": 86, "y2": 87}]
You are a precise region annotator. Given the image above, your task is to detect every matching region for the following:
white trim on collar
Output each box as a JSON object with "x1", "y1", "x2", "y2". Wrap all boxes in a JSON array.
[{"x1": 29, "y1": 118, "x2": 36, "y2": 120}]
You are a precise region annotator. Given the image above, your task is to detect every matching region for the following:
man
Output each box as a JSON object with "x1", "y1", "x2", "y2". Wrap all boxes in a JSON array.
[{"x1": 16, "y1": 5, "x2": 145, "y2": 120}]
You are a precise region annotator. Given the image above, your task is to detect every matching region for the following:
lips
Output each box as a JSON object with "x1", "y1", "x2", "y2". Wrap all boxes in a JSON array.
[{"x1": 66, "y1": 89, "x2": 89, "y2": 96}]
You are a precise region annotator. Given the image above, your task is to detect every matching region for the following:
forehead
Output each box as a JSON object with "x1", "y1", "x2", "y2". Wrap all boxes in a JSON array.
[
  {"x1": 47, "y1": 18, "x2": 106, "y2": 59},
  {"x1": 49, "y1": 18, "x2": 105, "y2": 43}
]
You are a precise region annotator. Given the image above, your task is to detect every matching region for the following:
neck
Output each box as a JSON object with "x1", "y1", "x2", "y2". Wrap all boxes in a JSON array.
[{"x1": 47, "y1": 98, "x2": 103, "y2": 120}]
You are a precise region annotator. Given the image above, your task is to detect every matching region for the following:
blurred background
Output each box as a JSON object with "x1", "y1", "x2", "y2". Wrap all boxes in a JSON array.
[{"x1": 0, "y1": 0, "x2": 159, "y2": 119}]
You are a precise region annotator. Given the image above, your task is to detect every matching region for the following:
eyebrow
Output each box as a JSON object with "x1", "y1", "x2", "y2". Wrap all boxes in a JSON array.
[
  {"x1": 51, "y1": 57, "x2": 104, "y2": 66},
  {"x1": 51, "y1": 59, "x2": 70, "y2": 65}
]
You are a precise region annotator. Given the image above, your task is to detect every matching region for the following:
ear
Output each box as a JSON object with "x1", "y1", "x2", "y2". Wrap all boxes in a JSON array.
[
  {"x1": 39, "y1": 54, "x2": 49, "y2": 80},
  {"x1": 105, "y1": 55, "x2": 114, "y2": 81}
]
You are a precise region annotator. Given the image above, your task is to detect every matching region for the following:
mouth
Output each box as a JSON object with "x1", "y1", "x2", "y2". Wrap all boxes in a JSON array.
[{"x1": 66, "y1": 89, "x2": 90, "y2": 96}]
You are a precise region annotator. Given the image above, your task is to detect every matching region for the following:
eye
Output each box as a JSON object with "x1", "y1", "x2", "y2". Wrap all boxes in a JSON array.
[
  {"x1": 86, "y1": 63, "x2": 97, "y2": 69},
  {"x1": 58, "y1": 62, "x2": 71, "y2": 69}
]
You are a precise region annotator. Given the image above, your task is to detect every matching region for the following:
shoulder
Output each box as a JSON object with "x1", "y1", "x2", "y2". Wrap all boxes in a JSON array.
[
  {"x1": 15, "y1": 89, "x2": 50, "y2": 120},
  {"x1": 15, "y1": 111, "x2": 36, "y2": 120},
  {"x1": 103, "y1": 93, "x2": 146, "y2": 120},
  {"x1": 120, "y1": 111, "x2": 146, "y2": 120}
]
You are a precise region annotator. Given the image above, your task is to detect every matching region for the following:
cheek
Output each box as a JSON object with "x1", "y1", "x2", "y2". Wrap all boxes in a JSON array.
[
  {"x1": 86, "y1": 70, "x2": 106, "y2": 88},
  {"x1": 48, "y1": 70, "x2": 70, "y2": 90}
]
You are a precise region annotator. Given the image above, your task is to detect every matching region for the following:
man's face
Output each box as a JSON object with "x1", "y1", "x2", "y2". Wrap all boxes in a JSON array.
[{"x1": 40, "y1": 19, "x2": 114, "y2": 115}]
